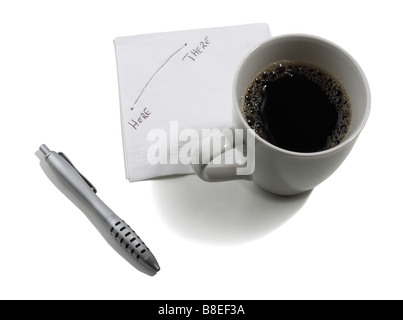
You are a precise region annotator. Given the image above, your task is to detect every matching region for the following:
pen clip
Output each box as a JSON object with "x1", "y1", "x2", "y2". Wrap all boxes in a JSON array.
[{"x1": 58, "y1": 152, "x2": 97, "y2": 193}]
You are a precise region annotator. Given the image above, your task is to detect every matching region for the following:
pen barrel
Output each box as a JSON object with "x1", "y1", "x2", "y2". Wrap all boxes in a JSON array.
[
  {"x1": 44, "y1": 150, "x2": 159, "y2": 272},
  {"x1": 105, "y1": 216, "x2": 158, "y2": 270},
  {"x1": 45, "y1": 151, "x2": 116, "y2": 222}
]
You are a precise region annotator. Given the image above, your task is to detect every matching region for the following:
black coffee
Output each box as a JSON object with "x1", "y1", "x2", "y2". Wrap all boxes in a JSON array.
[{"x1": 242, "y1": 60, "x2": 351, "y2": 152}]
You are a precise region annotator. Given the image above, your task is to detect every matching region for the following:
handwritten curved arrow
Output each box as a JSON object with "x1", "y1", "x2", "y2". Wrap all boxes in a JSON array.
[{"x1": 131, "y1": 43, "x2": 187, "y2": 110}]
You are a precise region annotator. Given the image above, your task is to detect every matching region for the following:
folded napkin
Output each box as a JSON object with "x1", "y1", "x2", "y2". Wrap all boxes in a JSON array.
[{"x1": 114, "y1": 24, "x2": 270, "y2": 181}]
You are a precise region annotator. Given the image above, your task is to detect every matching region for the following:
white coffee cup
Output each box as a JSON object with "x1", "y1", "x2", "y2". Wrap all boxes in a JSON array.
[{"x1": 191, "y1": 34, "x2": 370, "y2": 196}]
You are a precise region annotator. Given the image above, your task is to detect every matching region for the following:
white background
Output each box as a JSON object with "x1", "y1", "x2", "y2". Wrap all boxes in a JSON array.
[{"x1": 1, "y1": 0, "x2": 402, "y2": 300}]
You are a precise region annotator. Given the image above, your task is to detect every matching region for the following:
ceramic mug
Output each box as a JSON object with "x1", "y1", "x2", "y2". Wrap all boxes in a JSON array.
[{"x1": 191, "y1": 34, "x2": 370, "y2": 196}]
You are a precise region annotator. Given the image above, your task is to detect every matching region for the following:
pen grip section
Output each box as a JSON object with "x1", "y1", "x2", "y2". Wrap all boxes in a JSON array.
[{"x1": 108, "y1": 219, "x2": 151, "y2": 262}]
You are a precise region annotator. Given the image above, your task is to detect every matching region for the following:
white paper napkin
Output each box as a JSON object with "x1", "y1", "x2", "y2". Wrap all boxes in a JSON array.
[{"x1": 114, "y1": 24, "x2": 270, "y2": 181}]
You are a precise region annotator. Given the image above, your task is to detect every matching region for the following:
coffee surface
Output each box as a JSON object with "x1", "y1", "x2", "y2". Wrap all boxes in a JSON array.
[{"x1": 242, "y1": 61, "x2": 351, "y2": 152}]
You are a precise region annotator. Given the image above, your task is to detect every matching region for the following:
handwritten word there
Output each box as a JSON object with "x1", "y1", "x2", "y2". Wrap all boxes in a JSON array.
[{"x1": 182, "y1": 36, "x2": 211, "y2": 62}]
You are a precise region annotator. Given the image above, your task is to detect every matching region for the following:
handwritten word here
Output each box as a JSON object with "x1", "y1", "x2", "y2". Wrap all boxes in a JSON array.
[
  {"x1": 182, "y1": 36, "x2": 211, "y2": 62},
  {"x1": 128, "y1": 107, "x2": 151, "y2": 130}
]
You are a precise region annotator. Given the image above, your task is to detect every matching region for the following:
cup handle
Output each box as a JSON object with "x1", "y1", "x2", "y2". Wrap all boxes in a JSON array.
[{"x1": 190, "y1": 127, "x2": 254, "y2": 182}]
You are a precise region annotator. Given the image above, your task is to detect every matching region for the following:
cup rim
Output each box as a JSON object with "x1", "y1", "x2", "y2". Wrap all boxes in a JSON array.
[{"x1": 233, "y1": 33, "x2": 371, "y2": 157}]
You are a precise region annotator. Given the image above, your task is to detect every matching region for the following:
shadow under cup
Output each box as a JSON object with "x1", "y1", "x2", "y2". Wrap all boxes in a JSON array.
[{"x1": 233, "y1": 35, "x2": 371, "y2": 195}]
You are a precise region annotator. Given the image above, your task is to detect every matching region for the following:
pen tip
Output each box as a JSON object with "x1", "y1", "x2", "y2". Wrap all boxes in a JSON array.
[
  {"x1": 152, "y1": 261, "x2": 161, "y2": 272},
  {"x1": 145, "y1": 257, "x2": 160, "y2": 272}
]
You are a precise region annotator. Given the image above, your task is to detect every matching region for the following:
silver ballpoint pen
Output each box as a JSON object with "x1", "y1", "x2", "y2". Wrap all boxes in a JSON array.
[{"x1": 38, "y1": 144, "x2": 160, "y2": 274}]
